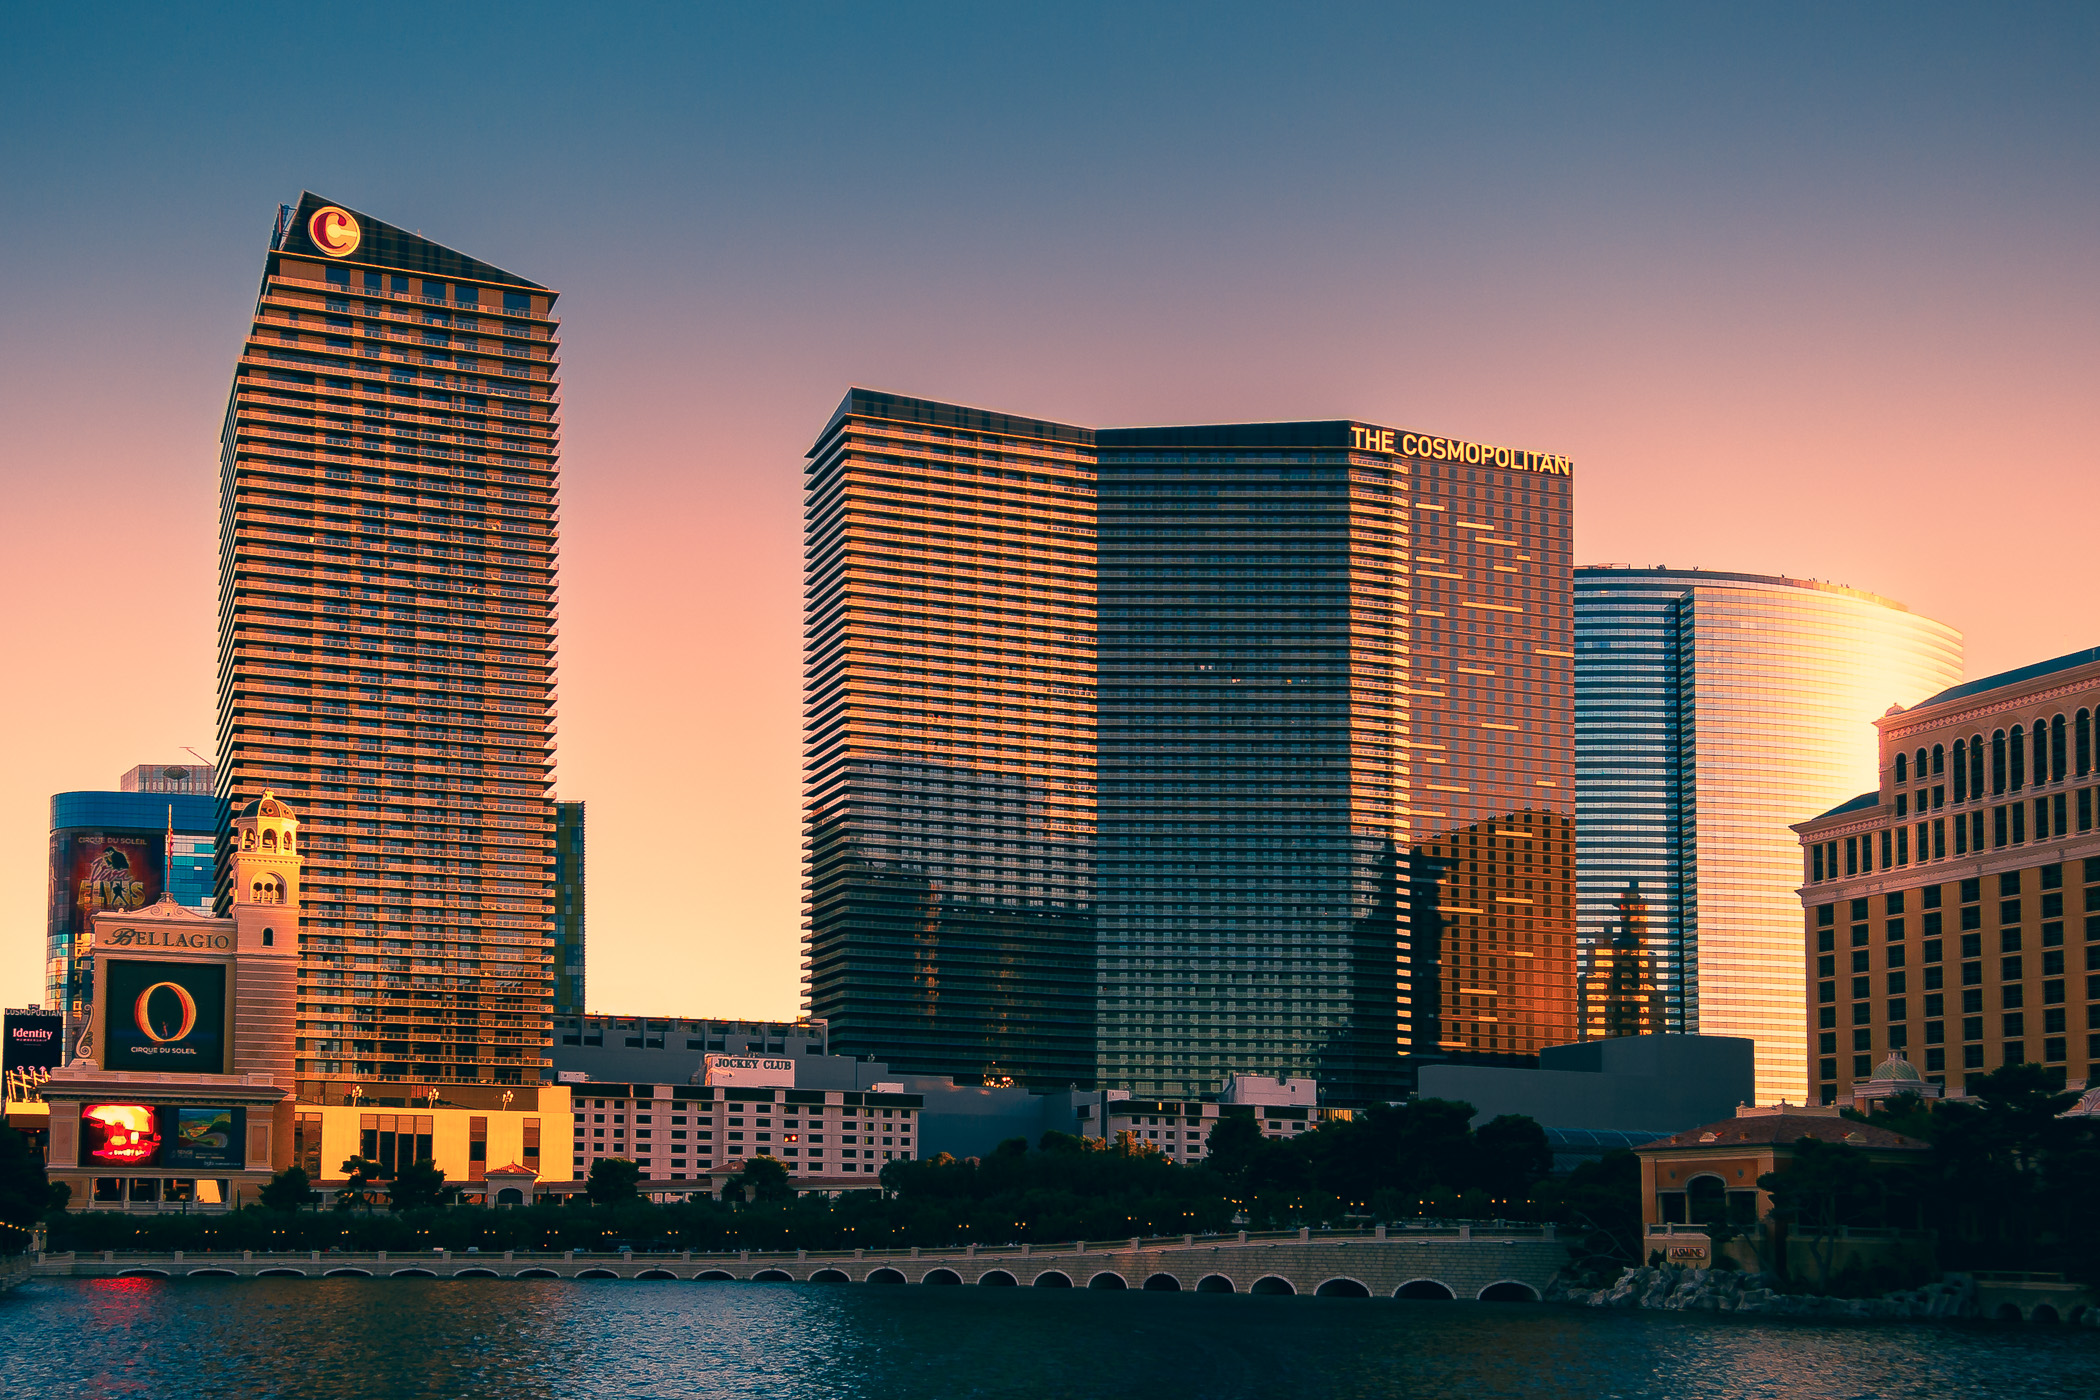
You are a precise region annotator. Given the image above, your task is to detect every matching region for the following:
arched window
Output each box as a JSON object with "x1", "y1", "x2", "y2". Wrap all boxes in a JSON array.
[
  {"x1": 2079, "y1": 710, "x2": 2092, "y2": 777},
  {"x1": 284, "y1": 831, "x2": 295, "y2": 853},
  {"x1": 262, "y1": 927, "x2": 274, "y2": 947},
  {"x1": 1894, "y1": 752, "x2": 1908, "y2": 784},
  {"x1": 2033, "y1": 722, "x2": 2048, "y2": 786},
  {"x1": 1687, "y1": 1174, "x2": 1728, "y2": 1225},
  {"x1": 1953, "y1": 740, "x2": 1968, "y2": 802},
  {"x1": 2010, "y1": 725, "x2": 2025, "y2": 790},
  {"x1": 242, "y1": 829, "x2": 257, "y2": 850},
  {"x1": 1914, "y1": 748, "x2": 1928, "y2": 782},
  {"x1": 1931, "y1": 744, "x2": 1944, "y2": 777},
  {"x1": 1971, "y1": 735, "x2": 1985, "y2": 795},
  {"x1": 262, "y1": 829, "x2": 278, "y2": 852},
  {"x1": 1992, "y1": 730, "x2": 2007, "y2": 794},
  {"x1": 2050, "y1": 715, "x2": 2066, "y2": 782}
]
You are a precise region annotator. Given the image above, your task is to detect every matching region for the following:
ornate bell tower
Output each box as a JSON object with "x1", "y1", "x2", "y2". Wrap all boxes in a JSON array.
[
  {"x1": 229, "y1": 791, "x2": 301, "y2": 1075},
  {"x1": 231, "y1": 790, "x2": 301, "y2": 929}
]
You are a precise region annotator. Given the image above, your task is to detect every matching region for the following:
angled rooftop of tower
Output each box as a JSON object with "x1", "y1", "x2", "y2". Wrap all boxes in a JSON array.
[{"x1": 274, "y1": 190, "x2": 546, "y2": 290}]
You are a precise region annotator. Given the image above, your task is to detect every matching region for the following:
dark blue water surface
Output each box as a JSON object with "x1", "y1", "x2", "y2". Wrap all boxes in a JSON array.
[{"x1": 6, "y1": 1278, "x2": 2099, "y2": 1400}]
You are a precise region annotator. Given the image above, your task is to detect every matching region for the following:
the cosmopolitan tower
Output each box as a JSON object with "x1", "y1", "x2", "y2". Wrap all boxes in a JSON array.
[
  {"x1": 1096, "y1": 422, "x2": 1578, "y2": 1102},
  {"x1": 803, "y1": 391, "x2": 1579, "y2": 1103},
  {"x1": 802, "y1": 391, "x2": 1099, "y2": 1088},
  {"x1": 217, "y1": 193, "x2": 560, "y2": 1105},
  {"x1": 1574, "y1": 568, "x2": 1961, "y2": 1103}
]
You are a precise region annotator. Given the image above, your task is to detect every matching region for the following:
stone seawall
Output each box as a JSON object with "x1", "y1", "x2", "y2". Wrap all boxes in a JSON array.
[{"x1": 1551, "y1": 1265, "x2": 2100, "y2": 1325}]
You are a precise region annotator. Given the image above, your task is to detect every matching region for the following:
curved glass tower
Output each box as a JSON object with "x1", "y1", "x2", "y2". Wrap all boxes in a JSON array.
[{"x1": 1574, "y1": 568, "x2": 1962, "y2": 1104}]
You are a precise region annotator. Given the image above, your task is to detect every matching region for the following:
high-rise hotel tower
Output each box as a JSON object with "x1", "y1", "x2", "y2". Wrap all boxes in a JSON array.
[
  {"x1": 1574, "y1": 568, "x2": 1961, "y2": 1104},
  {"x1": 217, "y1": 193, "x2": 560, "y2": 1105},
  {"x1": 804, "y1": 392, "x2": 1578, "y2": 1101},
  {"x1": 802, "y1": 392, "x2": 1098, "y2": 1089},
  {"x1": 1096, "y1": 422, "x2": 1577, "y2": 1102}
]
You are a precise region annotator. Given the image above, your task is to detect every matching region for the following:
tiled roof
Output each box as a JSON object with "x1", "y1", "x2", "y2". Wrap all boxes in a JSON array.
[
  {"x1": 1815, "y1": 790, "x2": 1880, "y2": 819},
  {"x1": 1910, "y1": 646, "x2": 2100, "y2": 711},
  {"x1": 1640, "y1": 1114, "x2": 1924, "y2": 1151}
]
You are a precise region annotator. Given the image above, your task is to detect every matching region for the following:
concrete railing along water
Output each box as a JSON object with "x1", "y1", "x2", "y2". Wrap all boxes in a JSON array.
[{"x1": 33, "y1": 1226, "x2": 1565, "y2": 1301}]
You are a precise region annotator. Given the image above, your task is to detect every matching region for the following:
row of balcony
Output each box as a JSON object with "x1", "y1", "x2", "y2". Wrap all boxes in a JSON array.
[
  {"x1": 243, "y1": 339, "x2": 554, "y2": 389},
  {"x1": 249, "y1": 424, "x2": 557, "y2": 471},
  {"x1": 237, "y1": 437, "x2": 558, "y2": 490},
  {"x1": 273, "y1": 273, "x2": 560, "y2": 326},
  {"x1": 236, "y1": 350, "x2": 556, "y2": 406},
  {"x1": 258, "y1": 308, "x2": 556, "y2": 363}
]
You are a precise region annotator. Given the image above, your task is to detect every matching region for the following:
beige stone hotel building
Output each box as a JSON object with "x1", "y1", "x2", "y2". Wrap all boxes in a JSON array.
[
  {"x1": 35, "y1": 794, "x2": 570, "y2": 1210},
  {"x1": 1796, "y1": 647, "x2": 2100, "y2": 1101}
]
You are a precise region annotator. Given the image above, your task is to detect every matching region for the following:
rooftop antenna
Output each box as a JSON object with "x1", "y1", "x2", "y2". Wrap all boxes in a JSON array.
[{"x1": 182, "y1": 746, "x2": 212, "y2": 767}]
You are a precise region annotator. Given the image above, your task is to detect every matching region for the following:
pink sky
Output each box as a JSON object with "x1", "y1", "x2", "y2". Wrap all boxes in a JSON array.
[{"x1": 3, "y1": 5, "x2": 2095, "y2": 1018}]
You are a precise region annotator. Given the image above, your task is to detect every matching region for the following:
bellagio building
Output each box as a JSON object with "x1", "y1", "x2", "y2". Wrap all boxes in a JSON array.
[
  {"x1": 216, "y1": 193, "x2": 560, "y2": 1107},
  {"x1": 1796, "y1": 647, "x2": 2100, "y2": 1101},
  {"x1": 803, "y1": 391, "x2": 1578, "y2": 1103}
]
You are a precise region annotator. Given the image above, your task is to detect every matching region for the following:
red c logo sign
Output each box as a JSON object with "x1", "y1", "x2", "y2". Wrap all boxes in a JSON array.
[
  {"x1": 134, "y1": 982, "x2": 199, "y2": 1043},
  {"x1": 309, "y1": 205, "x2": 361, "y2": 258}
]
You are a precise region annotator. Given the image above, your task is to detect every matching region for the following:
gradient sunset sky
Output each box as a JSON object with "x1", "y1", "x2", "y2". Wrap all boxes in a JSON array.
[{"x1": 3, "y1": 3, "x2": 2095, "y2": 1019}]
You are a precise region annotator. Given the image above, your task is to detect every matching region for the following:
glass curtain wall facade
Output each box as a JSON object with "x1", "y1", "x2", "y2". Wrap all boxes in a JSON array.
[
  {"x1": 1574, "y1": 568, "x2": 1962, "y2": 1104},
  {"x1": 801, "y1": 391, "x2": 1098, "y2": 1088},
  {"x1": 1094, "y1": 425, "x2": 1406, "y2": 1102},
  {"x1": 217, "y1": 192, "x2": 560, "y2": 1104},
  {"x1": 1573, "y1": 577, "x2": 1691, "y2": 1031},
  {"x1": 553, "y1": 801, "x2": 586, "y2": 1017},
  {"x1": 1092, "y1": 423, "x2": 1576, "y2": 1102},
  {"x1": 803, "y1": 393, "x2": 1579, "y2": 1104},
  {"x1": 1400, "y1": 439, "x2": 1579, "y2": 1077}
]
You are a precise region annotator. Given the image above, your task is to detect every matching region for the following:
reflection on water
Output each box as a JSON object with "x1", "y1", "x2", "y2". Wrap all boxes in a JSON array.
[{"x1": 6, "y1": 1278, "x2": 2099, "y2": 1400}]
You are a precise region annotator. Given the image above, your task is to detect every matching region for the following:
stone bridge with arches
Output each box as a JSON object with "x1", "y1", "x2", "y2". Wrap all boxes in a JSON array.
[{"x1": 35, "y1": 1225, "x2": 1568, "y2": 1301}]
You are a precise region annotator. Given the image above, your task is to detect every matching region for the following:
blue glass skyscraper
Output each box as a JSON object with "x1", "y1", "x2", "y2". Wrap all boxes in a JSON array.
[
  {"x1": 47, "y1": 788, "x2": 218, "y2": 1039},
  {"x1": 1573, "y1": 567, "x2": 1962, "y2": 1103}
]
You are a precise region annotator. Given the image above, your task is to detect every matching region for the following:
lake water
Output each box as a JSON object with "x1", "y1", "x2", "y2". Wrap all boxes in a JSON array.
[{"x1": 7, "y1": 1277, "x2": 2100, "y2": 1400}]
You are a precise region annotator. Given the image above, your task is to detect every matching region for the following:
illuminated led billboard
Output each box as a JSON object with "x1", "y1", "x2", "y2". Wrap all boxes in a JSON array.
[
  {"x1": 101, "y1": 959, "x2": 226, "y2": 1073},
  {"x1": 82, "y1": 1104, "x2": 245, "y2": 1169},
  {"x1": 3, "y1": 1008, "x2": 63, "y2": 1074}
]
